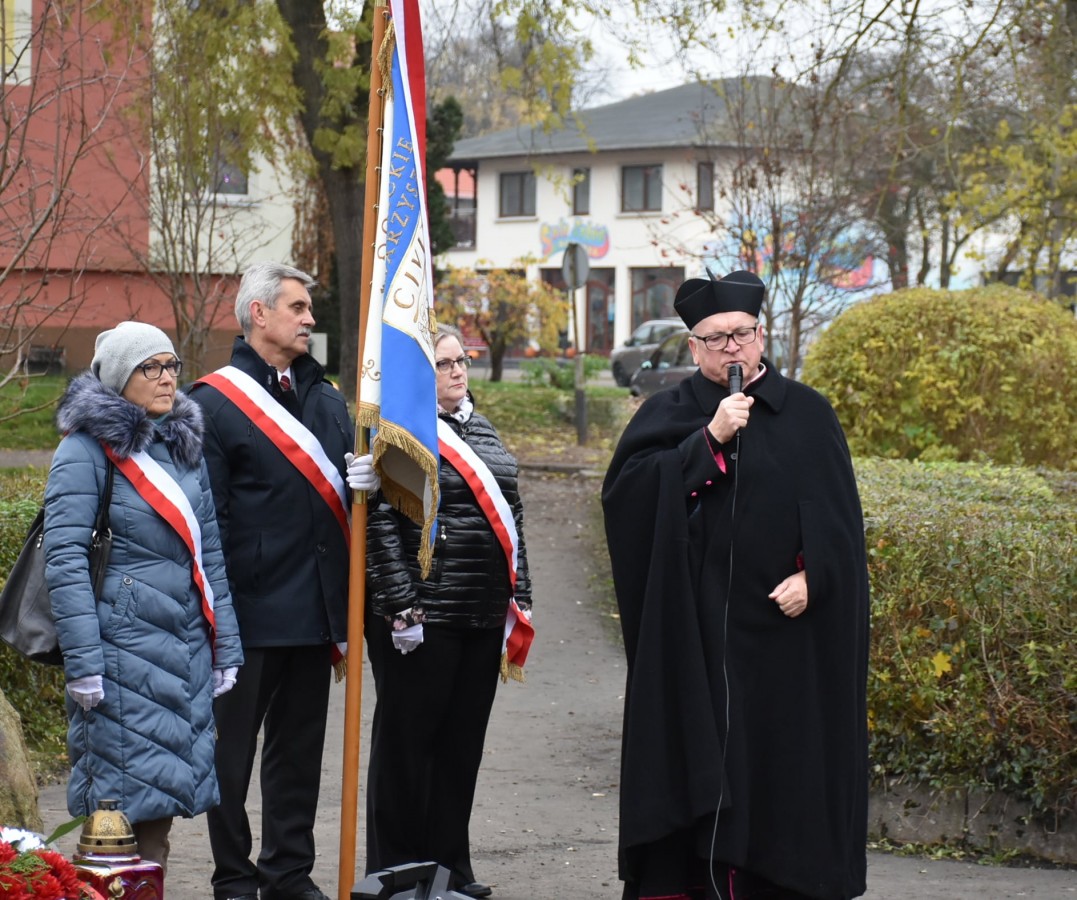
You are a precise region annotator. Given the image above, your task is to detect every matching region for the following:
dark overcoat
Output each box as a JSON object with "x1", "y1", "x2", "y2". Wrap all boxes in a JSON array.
[{"x1": 188, "y1": 338, "x2": 352, "y2": 647}]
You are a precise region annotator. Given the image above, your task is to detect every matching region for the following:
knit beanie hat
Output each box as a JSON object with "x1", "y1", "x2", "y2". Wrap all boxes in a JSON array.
[{"x1": 91, "y1": 322, "x2": 177, "y2": 394}]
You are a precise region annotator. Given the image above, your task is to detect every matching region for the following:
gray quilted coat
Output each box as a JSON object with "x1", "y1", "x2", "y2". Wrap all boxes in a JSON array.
[{"x1": 43, "y1": 373, "x2": 243, "y2": 823}]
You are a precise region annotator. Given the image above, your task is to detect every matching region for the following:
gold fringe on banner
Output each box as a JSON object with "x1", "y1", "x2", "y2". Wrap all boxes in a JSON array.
[
  {"x1": 358, "y1": 402, "x2": 441, "y2": 579},
  {"x1": 377, "y1": 20, "x2": 395, "y2": 102}
]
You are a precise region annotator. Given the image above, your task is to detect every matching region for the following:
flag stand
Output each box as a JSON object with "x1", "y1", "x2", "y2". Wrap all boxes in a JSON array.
[{"x1": 338, "y1": 2, "x2": 389, "y2": 899}]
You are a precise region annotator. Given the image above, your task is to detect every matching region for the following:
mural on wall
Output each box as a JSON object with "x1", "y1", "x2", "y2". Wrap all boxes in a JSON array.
[
  {"x1": 701, "y1": 221, "x2": 984, "y2": 294},
  {"x1": 539, "y1": 219, "x2": 610, "y2": 260},
  {"x1": 701, "y1": 226, "x2": 879, "y2": 293}
]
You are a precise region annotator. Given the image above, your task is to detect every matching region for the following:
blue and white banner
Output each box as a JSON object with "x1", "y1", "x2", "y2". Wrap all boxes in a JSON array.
[{"x1": 359, "y1": 0, "x2": 439, "y2": 576}]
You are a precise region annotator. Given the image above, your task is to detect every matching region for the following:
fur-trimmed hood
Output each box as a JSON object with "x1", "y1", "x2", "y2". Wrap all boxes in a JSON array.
[{"x1": 55, "y1": 372, "x2": 204, "y2": 468}]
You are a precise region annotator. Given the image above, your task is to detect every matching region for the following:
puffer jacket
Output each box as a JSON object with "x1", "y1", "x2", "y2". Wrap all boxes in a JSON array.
[
  {"x1": 366, "y1": 402, "x2": 532, "y2": 629},
  {"x1": 43, "y1": 373, "x2": 243, "y2": 823}
]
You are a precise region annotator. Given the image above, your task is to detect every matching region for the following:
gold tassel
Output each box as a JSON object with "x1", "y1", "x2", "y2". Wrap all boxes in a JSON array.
[
  {"x1": 333, "y1": 657, "x2": 348, "y2": 683},
  {"x1": 500, "y1": 653, "x2": 526, "y2": 684}
]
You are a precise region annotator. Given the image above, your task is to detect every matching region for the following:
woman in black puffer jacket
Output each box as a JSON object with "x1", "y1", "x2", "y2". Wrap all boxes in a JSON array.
[{"x1": 364, "y1": 324, "x2": 532, "y2": 900}]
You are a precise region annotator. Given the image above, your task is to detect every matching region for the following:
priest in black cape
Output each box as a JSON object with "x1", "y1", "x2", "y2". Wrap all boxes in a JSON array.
[{"x1": 602, "y1": 271, "x2": 869, "y2": 900}]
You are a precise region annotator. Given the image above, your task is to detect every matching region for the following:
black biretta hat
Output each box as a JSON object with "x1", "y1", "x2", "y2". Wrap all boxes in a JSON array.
[{"x1": 673, "y1": 270, "x2": 765, "y2": 329}]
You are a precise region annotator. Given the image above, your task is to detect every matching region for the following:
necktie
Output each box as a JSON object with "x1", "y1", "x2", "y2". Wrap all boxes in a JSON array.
[{"x1": 279, "y1": 374, "x2": 291, "y2": 391}]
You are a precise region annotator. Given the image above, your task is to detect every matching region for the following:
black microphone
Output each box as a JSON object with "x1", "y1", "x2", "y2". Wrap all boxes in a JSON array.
[{"x1": 728, "y1": 364, "x2": 743, "y2": 395}]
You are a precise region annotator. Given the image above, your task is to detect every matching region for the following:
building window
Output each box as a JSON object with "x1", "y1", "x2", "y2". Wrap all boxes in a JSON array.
[
  {"x1": 572, "y1": 167, "x2": 590, "y2": 215},
  {"x1": 2, "y1": 0, "x2": 32, "y2": 82},
  {"x1": 697, "y1": 161, "x2": 715, "y2": 211},
  {"x1": 630, "y1": 267, "x2": 683, "y2": 328},
  {"x1": 622, "y1": 164, "x2": 663, "y2": 213},
  {"x1": 440, "y1": 165, "x2": 477, "y2": 250},
  {"x1": 211, "y1": 136, "x2": 249, "y2": 196},
  {"x1": 499, "y1": 171, "x2": 536, "y2": 218}
]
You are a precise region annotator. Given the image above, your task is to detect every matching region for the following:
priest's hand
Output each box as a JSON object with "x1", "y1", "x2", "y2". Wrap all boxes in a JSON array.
[
  {"x1": 707, "y1": 393, "x2": 754, "y2": 444},
  {"x1": 769, "y1": 570, "x2": 808, "y2": 618}
]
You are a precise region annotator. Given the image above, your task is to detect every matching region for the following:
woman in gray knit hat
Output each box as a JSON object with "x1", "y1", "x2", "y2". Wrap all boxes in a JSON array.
[{"x1": 43, "y1": 321, "x2": 244, "y2": 876}]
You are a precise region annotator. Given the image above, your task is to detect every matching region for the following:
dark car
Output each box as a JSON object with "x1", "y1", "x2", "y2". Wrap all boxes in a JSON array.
[
  {"x1": 628, "y1": 330, "x2": 697, "y2": 397},
  {"x1": 609, "y1": 318, "x2": 686, "y2": 386}
]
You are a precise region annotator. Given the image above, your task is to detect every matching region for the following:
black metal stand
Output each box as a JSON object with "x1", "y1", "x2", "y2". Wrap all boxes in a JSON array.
[{"x1": 352, "y1": 862, "x2": 473, "y2": 900}]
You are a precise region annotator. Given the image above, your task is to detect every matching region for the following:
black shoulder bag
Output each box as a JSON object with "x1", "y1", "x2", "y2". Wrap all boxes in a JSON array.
[{"x1": 0, "y1": 459, "x2": 115, "y2": 666}]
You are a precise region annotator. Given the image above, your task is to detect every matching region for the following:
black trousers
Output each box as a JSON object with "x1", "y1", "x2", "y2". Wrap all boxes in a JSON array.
[
  {"x1": 365, "y1": 616, "x2": 503, "y2": 889},
  {"x1": 209, "y1": 644, "x2": 332, "y2": 900}
]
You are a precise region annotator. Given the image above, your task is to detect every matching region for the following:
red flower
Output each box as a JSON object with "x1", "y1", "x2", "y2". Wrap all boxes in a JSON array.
[{"x1": 0, "y1": 840, "x2": 91, "y2": 900}]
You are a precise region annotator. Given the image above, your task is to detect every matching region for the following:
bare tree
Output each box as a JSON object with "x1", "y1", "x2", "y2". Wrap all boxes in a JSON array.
[
  {"x1": 105, "y1": 0, "x2": 306, "y2": 375},
  {"x1": 0, "y1": 0, "x2": 142, "y2": 392},
  {"x1": 647, "y1": 76, "x2": 879, "y2": 376}
]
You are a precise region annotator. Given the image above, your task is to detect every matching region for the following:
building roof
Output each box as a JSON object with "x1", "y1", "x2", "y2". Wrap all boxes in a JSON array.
[{"x1": 447, "y1": 78, "x2": 775, "y2": 164}]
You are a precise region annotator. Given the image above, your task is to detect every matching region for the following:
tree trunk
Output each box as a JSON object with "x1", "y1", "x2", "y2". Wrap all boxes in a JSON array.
[{"x1": 277, "y1": 0, "x2": 369, "y2": 403}]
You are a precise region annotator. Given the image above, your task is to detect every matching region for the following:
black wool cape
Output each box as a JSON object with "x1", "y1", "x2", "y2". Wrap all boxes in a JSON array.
[{"x1": 602, "y1": 362, "x2": 869, "y2": 899}]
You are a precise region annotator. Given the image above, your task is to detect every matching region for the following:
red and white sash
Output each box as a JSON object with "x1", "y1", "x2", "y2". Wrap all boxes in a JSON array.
[
  {"x1": 103, "y1": 446, "x2": 217, "y2": 639},
  {"x1": 196, "y1": 366, "x2": 350, "y2": 546},
  {"x1": 436, "y1": 419, "x2": 533, "y2": 677}
]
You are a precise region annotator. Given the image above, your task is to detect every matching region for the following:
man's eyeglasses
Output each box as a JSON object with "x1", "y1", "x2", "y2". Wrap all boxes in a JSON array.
[
  {"x1": 435, "y1": 355, "x2": 472, "y2": 374},
  {"x1": 690, "y1": 326, "x2": 758, "y2": 351},
  {"x1": 134, "y1": 360, "x2": 183, "y2": 380}
]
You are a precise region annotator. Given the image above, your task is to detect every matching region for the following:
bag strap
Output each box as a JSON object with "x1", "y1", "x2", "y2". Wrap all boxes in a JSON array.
[{"x1": 93, "y1": 457, "x2": 115, "y2": 540}]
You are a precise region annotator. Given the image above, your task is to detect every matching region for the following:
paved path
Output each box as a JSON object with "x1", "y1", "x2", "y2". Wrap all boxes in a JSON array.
[{"x1": 30, "y1": 470, "x2": 1077, "y2": 899}]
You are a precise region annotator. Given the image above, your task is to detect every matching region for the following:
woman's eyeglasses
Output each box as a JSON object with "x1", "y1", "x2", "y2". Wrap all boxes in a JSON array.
[
  {"x1": 135, "y1": 360, "x2": 183, "y2": 380},
  {"x1": 434, "y1": 355, "x2": 472, "y2": 374}
]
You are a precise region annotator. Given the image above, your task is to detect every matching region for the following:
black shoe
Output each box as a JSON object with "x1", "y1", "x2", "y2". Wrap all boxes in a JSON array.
[
  {"x1": 222, "y1": 895, "x2": 257, "y2": 900},
  {"x1": 293, "y1": 890, "x2": 331, "y2": 900},
  {"x1": 458, "y1": 883, "x2": 493, "y2": 899}
]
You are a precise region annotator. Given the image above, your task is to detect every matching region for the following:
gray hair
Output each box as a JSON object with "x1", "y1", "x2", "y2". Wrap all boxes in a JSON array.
[
  {"x1": 434, "y1": 323, "x2": 464, "y2": 350},
  {"x1": 235, "y1": 262, "x2": 316, "y2": 336}
]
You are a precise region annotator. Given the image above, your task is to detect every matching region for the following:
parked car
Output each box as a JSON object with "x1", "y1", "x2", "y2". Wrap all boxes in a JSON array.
[
  {"x1": 609, "y1": 318, "x2": 686, "y2": 386},
  {"x1": 629, "y1": 330, "x2": 697, "y2": 397}
]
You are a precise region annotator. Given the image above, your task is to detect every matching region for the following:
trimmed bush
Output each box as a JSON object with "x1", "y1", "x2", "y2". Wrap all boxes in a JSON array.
[
  {"x1": 802, "y1": 285, "x2": 1077, "y2": 469},
  {"x1": 0, "y1": 469, "x2": 67, "y2": 760},
  {"x1": 857, "y1": 458, "x2": 1076, "y2": 823}
]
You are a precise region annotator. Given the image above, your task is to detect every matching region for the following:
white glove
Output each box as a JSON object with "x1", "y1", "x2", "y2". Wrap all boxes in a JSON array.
[
  {"x1": 391, "y1": 623, "x2": 424, "y2": 655},
  {"x1": 67, "y1": 675, "x2": 104, "y2": 710},
  {"x1": 212, "y1": 666, "x2": 239, "y2": 698},
  {"x1": 345, "y1": 452, "x2": 381, "y2": 493}
]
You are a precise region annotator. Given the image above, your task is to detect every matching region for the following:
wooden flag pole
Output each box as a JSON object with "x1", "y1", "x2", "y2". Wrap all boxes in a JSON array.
[{"x1": 338, "y1": 3, "x2": 389, "y2": 898}]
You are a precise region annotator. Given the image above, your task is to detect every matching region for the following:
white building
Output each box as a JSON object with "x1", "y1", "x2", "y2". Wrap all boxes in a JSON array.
[{"x1": 441, "y1": 82, "x2": 737, "y2": 354}]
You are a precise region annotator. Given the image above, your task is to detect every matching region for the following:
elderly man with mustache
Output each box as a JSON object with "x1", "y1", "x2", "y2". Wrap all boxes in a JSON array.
[{"x1": 190, "y1": 262, "x2": 378, "y2": 900}]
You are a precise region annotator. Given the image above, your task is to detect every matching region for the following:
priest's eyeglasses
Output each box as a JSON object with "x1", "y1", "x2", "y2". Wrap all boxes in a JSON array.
[
  {"x1": 690, "y1": 326, "x2": 758, "y2": 351},
  {"x1": 435, "y1": 355, "x2": 473, "y2": 374},
  {"x1": 134, "y1": 360, "x2": 183, "y2": 379}
]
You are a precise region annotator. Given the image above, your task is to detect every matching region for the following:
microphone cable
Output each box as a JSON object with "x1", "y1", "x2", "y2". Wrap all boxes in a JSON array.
[{"x1": 708, "y1": 424, "x2": 740, "y2": 900}]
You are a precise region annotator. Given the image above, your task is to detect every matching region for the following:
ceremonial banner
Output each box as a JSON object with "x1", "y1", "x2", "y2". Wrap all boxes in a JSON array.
[{"x1": 359, "y1": 0, "x2": 439, "y2": 576}]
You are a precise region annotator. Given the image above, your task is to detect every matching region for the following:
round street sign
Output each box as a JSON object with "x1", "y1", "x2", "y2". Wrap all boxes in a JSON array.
[{"x1": 561, "y1": 242, "x2": 590, "y2": 290}]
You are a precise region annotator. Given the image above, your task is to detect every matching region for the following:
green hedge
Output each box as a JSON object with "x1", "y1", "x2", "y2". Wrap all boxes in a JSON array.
[
  {"x1": 802, "y1": 285, "x2": 1077, "y2": 469},
  {"x1": 0, "y1": 469, "x2": 68, "y2": 758},
  {"x1": 857, "y1": 458, "x2": 1076, "y2": 821}
]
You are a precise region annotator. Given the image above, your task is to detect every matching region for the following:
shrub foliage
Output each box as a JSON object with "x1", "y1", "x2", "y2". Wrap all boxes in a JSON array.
[
  {"x1": 857, "y1": 458, "x2": 1076, "y2": 823},
  {"x1": 802, "y1": 285, "x2": 1077, "y2": 469},
  {"x1": 0, "y1": 469, "x2": 67, "y2": 758}
]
